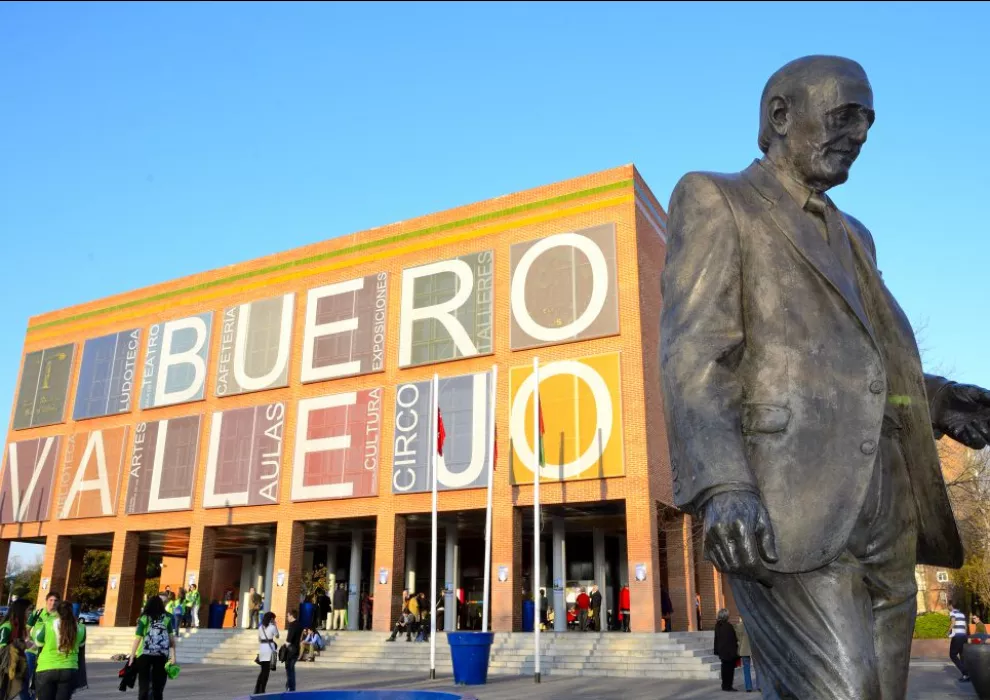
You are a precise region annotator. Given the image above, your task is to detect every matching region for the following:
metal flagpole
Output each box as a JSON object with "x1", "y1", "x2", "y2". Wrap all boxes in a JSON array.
[
  {"x1": 430, "y1": 373, "x2": 439, "y2": 680},
  {"x1": 482, "y1": 365, "x2": 497, "y2": 633},
  {"x1": 533, "y1": 357, "x2": 541, "y2": 683}
]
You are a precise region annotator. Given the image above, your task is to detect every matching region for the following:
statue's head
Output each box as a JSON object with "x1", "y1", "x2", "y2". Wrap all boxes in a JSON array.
[{"x1": 758, "y1": 56, "x2": 875, "y2": 191}]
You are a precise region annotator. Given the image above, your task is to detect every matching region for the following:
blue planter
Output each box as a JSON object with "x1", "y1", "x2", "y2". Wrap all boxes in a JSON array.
[
  {"x1": 208, "y1": 603, "x2": 227, "y2": 629},
  {"x1": 239, "y1": 692, "x2": 476, "y2": 700},
  {"x1": 299, "y1": 602, "x2": 316, "y2": 629},
  {"x1": 447, "y1": 631, "x2": 495, "y2": 686},
  {"x1": 521, "y1": 600, "x2": 534, "y2": 632}
]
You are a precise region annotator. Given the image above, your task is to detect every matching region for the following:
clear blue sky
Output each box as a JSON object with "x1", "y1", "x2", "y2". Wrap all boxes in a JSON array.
[{"x1": 1, "y1": 2, "x2": 988, "y2": 562}]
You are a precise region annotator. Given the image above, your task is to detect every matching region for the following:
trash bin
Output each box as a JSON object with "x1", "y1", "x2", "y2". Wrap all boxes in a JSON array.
[
  {"x1": 447, "y1": 632, "x2": 495, "y2": 686},
  {"x1": 72, "y1": 603, "x2": 81, "y2": 619},
  {"x1": 208, "y1": 603, "x2": 227, "y2": 629},
  {"x1": 300, "y1": 602, "x2": 316, "y2": 629},
  {"x1": 521, "y1": 599, "x2": 534, "y2": 632}
]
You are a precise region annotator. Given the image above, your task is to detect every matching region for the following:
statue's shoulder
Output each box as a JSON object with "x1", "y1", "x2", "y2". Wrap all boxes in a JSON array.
[
  {"x1": 838, "y1": 209, "x2": 877, "y2": 260},
  {"x1": 670, "y1": 169, "x2": 749, "y2": 208}
]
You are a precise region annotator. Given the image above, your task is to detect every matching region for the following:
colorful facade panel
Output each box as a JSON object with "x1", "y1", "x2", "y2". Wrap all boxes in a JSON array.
[
  {"x1": 204, "y1": 403, "x2": 285, "y2": 508},
  {"x1": 292, "y1": 388, "x2": 383, "y2": 502},
  {"x1": 58, "y1": 426, "x2": 129, "y2": 519},
  {"x1": 216, "y1": 295, "x2": 294, "y2": 397},
  {"x1": 510, "y1": 224, "x2": 619, "y2": 350},
  {"x1": 399, "y1": 252, "x2": 493, "y2": 368},
  {"x1": 509, "y1": 352, "x2": 624, "y2": 484},
  {"x1": 301, "y1": 273, "x2": 388, "y2": 383},
  {"x1": 12, "y1": 345, "x2": 75, "y2": 430},
  {"x1": 73, "y1": 329, "x2": 141, "y2": 420},
  {"x1": 0, "y1": 436, "x2": 61, "y2": 523},
  {"x1": 125, "y1": 415, "x2": 202, "y2": 514},
  {"x1": 140, "y1": 313, "x2": 213, "y2": 410},
  {"x1": 392, "y1": 372, "x2": 493, "y2": 494}
]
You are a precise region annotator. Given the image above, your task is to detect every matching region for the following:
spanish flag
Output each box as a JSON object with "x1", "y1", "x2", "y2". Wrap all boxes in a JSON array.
[
  {"x1": 538, "y1": 399, "x2": 546, "y2": 467},
  {"x1": 437, "y1": 408, "x2": 446, "y2": 458}
]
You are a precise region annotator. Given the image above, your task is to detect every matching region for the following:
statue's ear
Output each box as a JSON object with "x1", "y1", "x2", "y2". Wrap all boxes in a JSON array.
[{"x1": 767, "y1": 96, "x2": 790, "y2": 138}]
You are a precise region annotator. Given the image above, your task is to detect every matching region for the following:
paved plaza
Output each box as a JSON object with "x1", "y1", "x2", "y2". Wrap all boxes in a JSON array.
[{"x1": 81, "y1": 662, "x2": 978, "y2": 699}]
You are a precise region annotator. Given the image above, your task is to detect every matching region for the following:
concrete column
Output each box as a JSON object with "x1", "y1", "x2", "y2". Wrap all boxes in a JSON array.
[
  {"x1": 405, "y1": 539, "x2": 417, "y2": 595},
  {"x1": 444, "y1": 524, "x2": 459, "y2": 632},
  {"x1": 664, "y1": 512, "x2": 697, "y2": 632},
  {"x1": 326, "y1": 545, "x2": 338, "y2": 592},
  {"x1": 270, "y1": 521, "x2": 304, "y2": 625},
  {"x1": 239, "y1": 554, "x2": 254, "y2": 628},
  {"x1": 38, "y1": 534, "x2": 71, "y2": 611},
  {"x1": 347, "y1": 530, "x2": 363, "y2": 630},
  {"x1": 552, "y1": 517, "x2": 567, "y2": 632},
  {"x1": 373, "y1": 515, "x2": 407, "y2": 633},
  {"x1": 593, "y1": 528, "x2": 606, "y2": 596},
  {"x1": 618, "y1": 537, "x2": 629, "y2": 586},
  {"x1": 103, "y1": 531, "x2": 141, "y2": 627},
  {"x1": 492, "y1": 507, "x2": 522, "y2": 632},
  {"x1": 185, "y1": 526, "x2": 217, "y2": 629},
  {"x1": 264, "y1": 542, "x2": 276, "y2": 613}
]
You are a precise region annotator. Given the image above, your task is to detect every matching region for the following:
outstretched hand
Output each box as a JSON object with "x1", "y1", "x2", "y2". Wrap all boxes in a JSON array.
[
  {"x1": 703, "y1": 491, "x2": 779, "y2": 588},
  {"x1": 934, "y1": 383, "x2": 990, "y2": 450}
]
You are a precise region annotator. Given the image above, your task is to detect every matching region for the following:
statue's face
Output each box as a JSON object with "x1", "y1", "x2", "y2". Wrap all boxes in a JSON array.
[{"x1": 785, "y1": 76, "x2": 875, "y2": 190}]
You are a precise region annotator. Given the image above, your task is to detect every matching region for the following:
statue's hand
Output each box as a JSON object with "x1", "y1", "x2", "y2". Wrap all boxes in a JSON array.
[
  {"x1": 933, "y1": 383, "x2": 990, "y2": 450},
  {"x1": 703, "y1": 491, "x2": 778, "y2": 588}
]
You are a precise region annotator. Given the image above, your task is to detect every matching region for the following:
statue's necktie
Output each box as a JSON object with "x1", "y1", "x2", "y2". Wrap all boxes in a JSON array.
[{"x1": 805, "y1": 192, "x2": 830, "y2": 243}]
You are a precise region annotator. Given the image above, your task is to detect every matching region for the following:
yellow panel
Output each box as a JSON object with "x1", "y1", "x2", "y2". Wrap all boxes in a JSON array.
[{"x1": 508, "y1": 352, "x2": 623, "y2": 485}]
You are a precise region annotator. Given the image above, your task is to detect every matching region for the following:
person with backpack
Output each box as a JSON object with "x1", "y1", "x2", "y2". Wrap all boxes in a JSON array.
[
  {"x1": 32, "y1": 601, "x2": 86, "y2": 700},
  {"x1": 254, "y1": 612, "x2": 279, "y2": 695},
  {"x1": 0, "y1": 599, "x2": 33, "y2": 699},
  {"x1": 128, "y1": 595, "x2": 176, "y2": 700}
]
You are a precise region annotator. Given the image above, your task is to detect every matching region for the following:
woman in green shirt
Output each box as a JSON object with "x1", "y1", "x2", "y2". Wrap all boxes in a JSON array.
[
  {"x1": 32, "y1": 602, "x2": 85, "y2": 700},
  {"x1": 128, "y1": 595, "x2": 175, "y2": 700}
]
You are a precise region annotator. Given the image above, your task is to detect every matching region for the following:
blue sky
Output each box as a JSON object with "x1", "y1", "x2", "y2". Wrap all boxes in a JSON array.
[{"x1": 1, "y1": 2, "x2": 988, "y2": 562}]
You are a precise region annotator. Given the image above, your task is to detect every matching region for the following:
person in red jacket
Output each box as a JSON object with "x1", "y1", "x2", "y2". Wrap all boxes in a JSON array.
[
  {"x1": 619, "y1": 585, "x2": 631, "y2": 632},
  {"x1": 576, "y1": 588, "x2": 591, "y2": 631}
]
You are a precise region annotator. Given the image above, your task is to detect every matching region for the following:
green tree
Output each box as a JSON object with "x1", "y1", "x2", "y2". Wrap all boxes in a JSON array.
[
  {"x1": 68, "y1": 550, "x2": 111, "y2": 610},
  {"x1": 946, "y1": 448, "x2": 990, "y2": 618},
  {"x1": 4, "y1": 556, "x2": 42, "y2": 605}
]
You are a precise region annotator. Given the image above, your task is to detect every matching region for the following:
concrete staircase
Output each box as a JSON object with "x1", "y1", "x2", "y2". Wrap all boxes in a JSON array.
[{"x1": 83, "y1": 627, "x2": 719, "y2": 680}]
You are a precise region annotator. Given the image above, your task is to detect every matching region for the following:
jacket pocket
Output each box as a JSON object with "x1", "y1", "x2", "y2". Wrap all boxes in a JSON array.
[{"x1": 741, "y1": 404, "x2": 791, "y2": 435}]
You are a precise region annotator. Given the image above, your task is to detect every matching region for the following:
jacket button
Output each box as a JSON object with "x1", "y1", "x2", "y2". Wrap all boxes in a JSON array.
[
  {"x1": 870, "y1": 380, "x2": 884, "y2": 395},
  {"x1": 861, "y1": 440, "x2": 877, "y2": 455}
]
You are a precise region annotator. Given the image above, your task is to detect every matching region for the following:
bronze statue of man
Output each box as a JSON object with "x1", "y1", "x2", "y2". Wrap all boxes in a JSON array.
[{"x1": 660, "y1": 55, "x2": 990, "y2": 699}]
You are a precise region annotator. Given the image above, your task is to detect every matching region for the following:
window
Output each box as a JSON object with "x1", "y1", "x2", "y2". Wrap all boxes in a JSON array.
[{"x1": 936, "y1": 571, "x2": 950, "y2": 583}]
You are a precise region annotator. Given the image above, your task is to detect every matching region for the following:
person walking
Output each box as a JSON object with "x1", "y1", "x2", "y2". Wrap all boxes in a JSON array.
[
  {"x1": 283, "y1": 610, "x2": 301, "y2": 692},
  {"x1": 660, "y1": 587, "x2": 673, "y2": 633},
  {"x1": 26, "y1": 592, "x2": 60, "y2": 700},
  {"x1": 618, "y1": 584, "x2": 631, "y2": 633},
  {"x1": 248, "y1": 588, "x2": 263, "y2": 630},
  {"x1": 713, "y1": 609, "x2": 739, "y2": 692},
  {"x1": 254, "y1": 612, "x2": 279, "y2": 695},
  {"x1": 734, "y1": 615, "x2": 759, "y2": 693},
  {"x1": 187, "y1": 585, "x2": 201, "y2": 629},
  {"x1": 332, "y1": 584, "x2": 348, "y2": 631},
  {"x1": 576, "y1": 588, "x2": 591, "y2": 632},
  {"x1": 590, "y1": 585, "x2": 603, "y2": 632},
  {"x1": 128, "y1": 595, "x2": 175, "y2": 700},
  {"x1": 360, "y1": 593, "x2": 373, "y2": 632},
  {"x1": 0, "y1": 599, "x2": 33, "y2": 699},
  {"x1": 32, "y1": 601, "x2": 86, "y2": 700},
  {"x1": 172, "y1": 590, "x2": 186, "y2": 634},
  {"x1": 949, "y1": 604, "x2": 970, "y2": 682}
]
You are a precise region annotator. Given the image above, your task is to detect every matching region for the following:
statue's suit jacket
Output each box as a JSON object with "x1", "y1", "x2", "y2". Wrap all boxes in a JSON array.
[{"x1": 660, "y1": 160, "x2": 963, "y2": 573}]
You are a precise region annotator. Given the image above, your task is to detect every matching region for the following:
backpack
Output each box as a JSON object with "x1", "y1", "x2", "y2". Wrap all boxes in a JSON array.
[{"x1": 143, "y1": 616, "x2": 171, "y2": 657}]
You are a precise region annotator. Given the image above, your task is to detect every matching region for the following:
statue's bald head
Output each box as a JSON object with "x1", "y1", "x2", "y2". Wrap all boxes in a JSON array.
[{"x1": 758, "y1": 55, "x2": 875, "y2": 190}]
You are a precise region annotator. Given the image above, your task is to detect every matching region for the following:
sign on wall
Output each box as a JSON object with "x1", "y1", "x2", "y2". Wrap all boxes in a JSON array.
[
  {"x1": 302, "y1": 273, "x2": 389, "y2": 383},
  {"x1": 509, "y1": 352, "x2": 624, "y2": 484},
  {"x1": 392, "y1": 372, "x2": 493, "y2": 493},
  {"x1": 0, "y1": 437, "x2": 61, "y2": 523},
  {"x1": 140, "y1": 313, "x2": 213, "y2": 410},
  {"x1": 204, "y1": 403, "x2": 284, "y2": 508},
  {"x1": 73, "y1": 329, "x2": 141, "y2": 420},
  {"x1": 399, "y1": 252, "x2": 493, "y2": 368},
  {"x1": 216, "y1": 294, "x2": 294, "y2": 397},
  {"x1": 125, "y1": 415, "x2": 202, "y2": 514},
  {"x1": 510, "y1": 224, "x2": 619, "y2": 351},
  {"x1": 292, "y1": 388, "x2": 383, "y2": 502},
  {"x1": 12, "y1": 345, "x2": 75, "y2": 430},
  {"x1": 59, "y1": 426, "x2": 129, "y2": 519}
]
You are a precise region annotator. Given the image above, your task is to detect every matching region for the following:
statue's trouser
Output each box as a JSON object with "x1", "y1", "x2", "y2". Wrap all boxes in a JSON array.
[{"x1": 730, "y1": 424, "x2": 918, "y2": 700}]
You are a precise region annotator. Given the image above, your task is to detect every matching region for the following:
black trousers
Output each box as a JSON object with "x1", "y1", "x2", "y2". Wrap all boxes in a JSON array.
[
  {"x1": 592, "y1": 607, "x2": 601, "y2": 631},
  {"x1": 578, "y1": 609, "x2": 588, "y2": 631},
  {"x1": 720, "y1": 660, "x2": 736, "y2": 691},
  {"x1": 730, "y1": 431, "x2": 918, "y2": 700},
  {"x1": 622, "y1": 613, "x2": 631, "y2": 632},
  {"x1": 138, "y1": 654, "x2": 168, "y2": 700},
  {"x1": 950, "y1": 635, "x2": 968, "y2": 676},
  {"x1": 35, "y1": 669, "x2": 76, "y2": 700},
  {"x1": 254, "y1": 660, "x2": 272, "y2": 694}
]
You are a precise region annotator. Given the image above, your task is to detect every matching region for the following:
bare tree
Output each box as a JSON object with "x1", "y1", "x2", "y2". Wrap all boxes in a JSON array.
[{"x1": 944, "y1": 445, "x2": 990, "y2": 615}]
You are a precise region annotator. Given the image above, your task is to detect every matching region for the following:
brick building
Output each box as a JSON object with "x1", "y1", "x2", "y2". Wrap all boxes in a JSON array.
[{"x1": 2, "y1": 165, "x2": 730, "y2": 633}]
